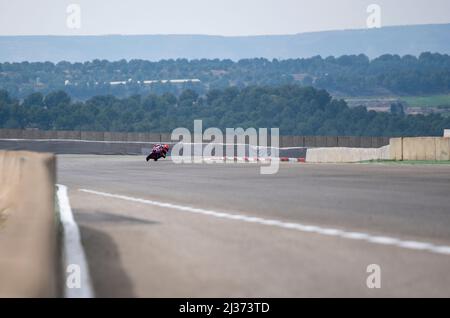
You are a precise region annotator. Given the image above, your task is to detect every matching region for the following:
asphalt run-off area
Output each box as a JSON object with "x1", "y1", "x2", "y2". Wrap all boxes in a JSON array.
[{"x1": 57, "y1": 155, "x2": 450, "y2": 297}]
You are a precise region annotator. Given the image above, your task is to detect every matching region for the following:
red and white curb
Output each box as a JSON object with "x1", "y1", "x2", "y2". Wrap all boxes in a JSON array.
[
  {"x1": 280, "y1": 157, "x2": 306, "y2": 163},
  {"x1": 190, "y1": 157, "x2": 306, "y2": 163}
]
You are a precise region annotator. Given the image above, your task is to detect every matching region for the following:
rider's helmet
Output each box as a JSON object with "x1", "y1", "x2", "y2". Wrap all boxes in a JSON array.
[{"x1": 163, "y1": 144, "x2": 169, "y2": 151}]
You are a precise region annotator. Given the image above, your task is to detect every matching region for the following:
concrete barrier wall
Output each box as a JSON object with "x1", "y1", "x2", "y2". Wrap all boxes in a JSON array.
[
  {"x1": 0, "y1": 129, "x2": 390, "y2": 148},
  {"x1": 305, "y1": 146, "x2": 390, "y2": 163},
  {"x1": 0, "y1": 151, "x2": 57, "y2": 297},
  {"x1": 402, "y1": 138, "x2": 416, "y2": 161},
  {"x1": 394, "y1": 137, "x2": 450, "y2": 161},
  {"x1": 0, "y1": 140, "x2": 153, "y2": 155},
  {"x1": 423, "y1": 138, "x2": 437, "y2": 161},
  {"x1": 389, "y1": 138, "x2": 403, "y2": 161},
  {"x1": 436, "y1": 138, "x2": 450, "y2": 161}
]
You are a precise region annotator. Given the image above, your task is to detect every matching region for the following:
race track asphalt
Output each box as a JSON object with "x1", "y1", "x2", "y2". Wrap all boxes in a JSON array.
[{"x1": 57, "y1": 155, "x2": 450, "y2": 297}]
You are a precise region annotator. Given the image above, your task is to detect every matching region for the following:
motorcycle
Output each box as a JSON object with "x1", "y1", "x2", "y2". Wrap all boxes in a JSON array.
[{"x1": 146, "y1": 144, "x2": 169, "y2": 162}]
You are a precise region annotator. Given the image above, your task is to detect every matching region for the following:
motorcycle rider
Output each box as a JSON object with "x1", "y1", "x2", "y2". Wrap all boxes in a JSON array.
[{"x1": 146, "y1": 144, "x2": 170, "y2": 162}]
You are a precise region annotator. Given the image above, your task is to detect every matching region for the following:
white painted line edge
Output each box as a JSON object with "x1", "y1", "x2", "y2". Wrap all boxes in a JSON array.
[
  {"x1": 79, "y1": 188, "x2": 450, "y2": 256},
  {"x1": 0, "y1": 139, "x2": 306, "y2": 150},
  {"x1": 57, "y1": 184, "x2": 94, "y2": 298}
]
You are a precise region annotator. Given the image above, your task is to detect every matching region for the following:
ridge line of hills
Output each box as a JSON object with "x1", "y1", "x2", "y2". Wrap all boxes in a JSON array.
[{"x1": 1, "y1": 23, "x2": 450, "y2": 62}]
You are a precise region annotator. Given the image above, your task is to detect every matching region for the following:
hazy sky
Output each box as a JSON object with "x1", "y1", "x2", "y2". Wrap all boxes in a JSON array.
[{"x1": 1, "y1": 0, "x2": 450, "y2": 36}]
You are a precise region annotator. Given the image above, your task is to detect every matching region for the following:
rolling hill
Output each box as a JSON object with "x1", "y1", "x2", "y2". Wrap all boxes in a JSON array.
[{"x1": 1, "y1": 24, "x2": 450, "y2": 62}]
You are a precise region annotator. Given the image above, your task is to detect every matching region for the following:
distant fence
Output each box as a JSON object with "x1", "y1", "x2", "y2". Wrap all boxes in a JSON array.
[
  {"x1": 0, "y1": 139, "x2": 152, "y2": 155},
  {"x1": 0, "y1": 129, "x2": 161, "y2": 143},
  {"x1": 278, "y1": 136, "x2": 390, "y2": 148},
  {"x1": 0, "y1": 129, "x2": 390, "y2": 148}
]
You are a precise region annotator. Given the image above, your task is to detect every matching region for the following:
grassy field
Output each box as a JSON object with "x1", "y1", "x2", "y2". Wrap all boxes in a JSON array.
[
  {"x1": 399, "y1": 95, "x2": 450, "y2": 108},
  {"x1": 343, "y1": 94, "x2": 450, "y2": 108}
]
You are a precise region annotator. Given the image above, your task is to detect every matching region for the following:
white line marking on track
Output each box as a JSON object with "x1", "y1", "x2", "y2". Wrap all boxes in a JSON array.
[
  {"x1": 57, "y1": 184, "x2": 94, "y2": 298},
  {"x1": 79, "y1": 188, "x2": 450, "y2": 256},
  {"x1": 0, "y1": 138, "x2": 305, "y2": 150}
]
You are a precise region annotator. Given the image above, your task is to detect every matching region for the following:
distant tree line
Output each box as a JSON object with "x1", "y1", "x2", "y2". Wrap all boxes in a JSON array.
[
  {"x1": 1, "y1": 85, "x2": 449, "y2": 137},
  {"x1": 1, "y1": 52, "x2": 450, "y2": 99}
]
